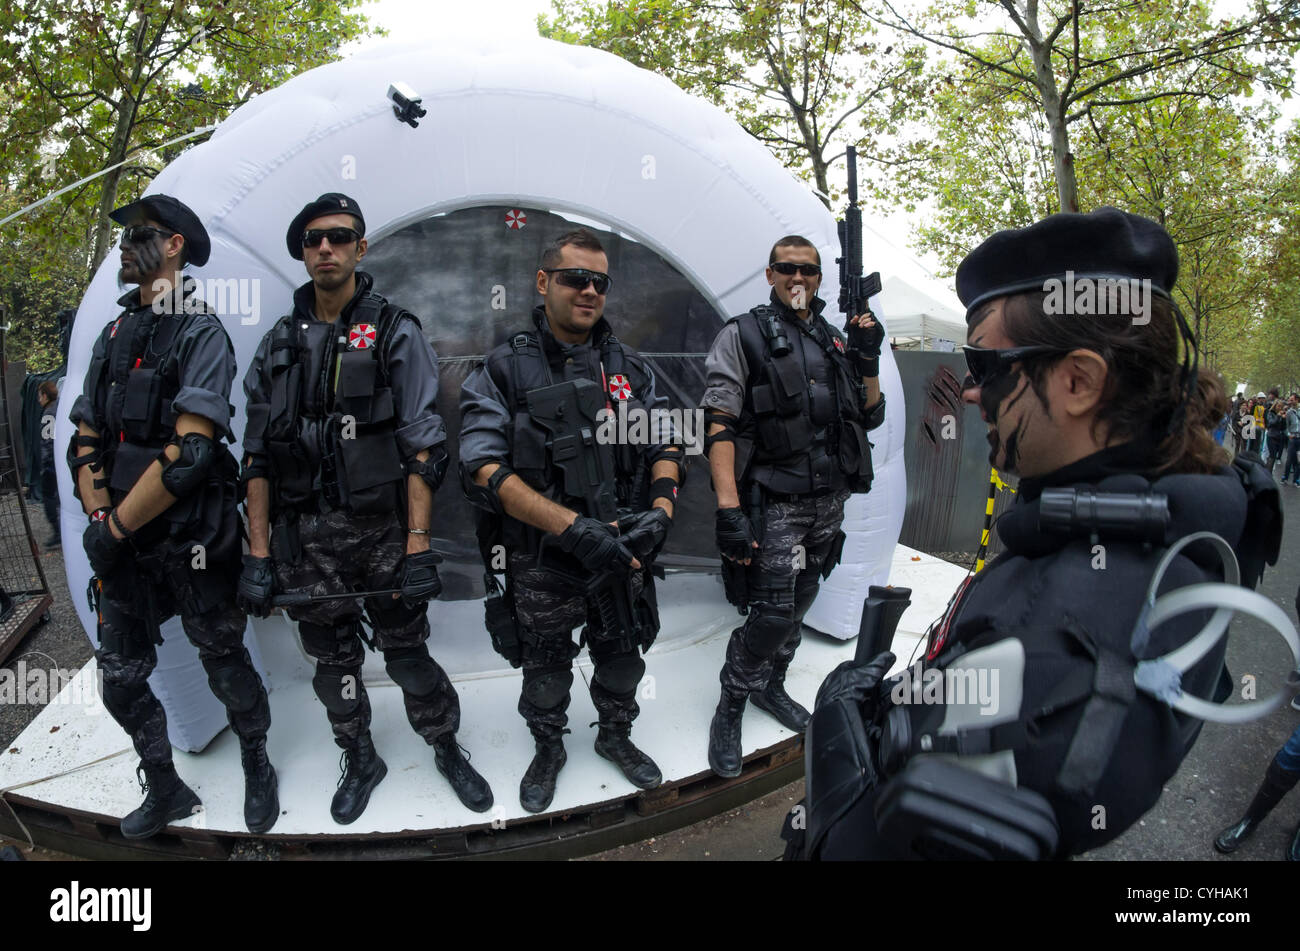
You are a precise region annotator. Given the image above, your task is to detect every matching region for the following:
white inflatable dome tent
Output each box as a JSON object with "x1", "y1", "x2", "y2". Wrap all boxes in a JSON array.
[{"x1": 27, "y1": 37, "x2": 941, "y2": 850}]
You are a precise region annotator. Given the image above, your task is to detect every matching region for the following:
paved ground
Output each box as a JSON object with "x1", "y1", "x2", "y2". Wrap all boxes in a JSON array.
[{"x1": 5, "y1": 479, "x2": 1299, "y2": 861}]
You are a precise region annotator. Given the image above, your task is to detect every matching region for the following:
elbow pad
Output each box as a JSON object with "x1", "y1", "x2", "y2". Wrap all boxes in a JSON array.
[
  {"x1": 159, "y1": 432, "x2": 217, "y2": 498},
  {"x1": 461, "y1": 460, "x2": 514, "y2": 515},
  {"x1": 704, "y1": 411, "x2": 738, "y2": 454},
  {"x1": 67, "y1": 432, "x2": 107, "y2": 503},
  {"x1": 409, "y1": 444, "x2": 450, "y2": 491}
]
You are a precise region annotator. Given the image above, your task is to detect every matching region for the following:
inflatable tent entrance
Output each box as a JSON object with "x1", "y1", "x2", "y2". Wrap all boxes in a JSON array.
[{"x1": 13, "y1": 36, "x2": 939, "y2": 852}]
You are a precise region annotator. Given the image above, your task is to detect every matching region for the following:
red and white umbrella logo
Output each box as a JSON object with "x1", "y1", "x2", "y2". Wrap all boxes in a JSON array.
[
  {"x1": 349, "y1": 323, "x2": 377, "y2": 349},
  {"x1": 608, "y1": 373, "x2": 632, "y2": 401},
  {"x1": 505, "y1": 209, "x2": 527, "y2": 229}
]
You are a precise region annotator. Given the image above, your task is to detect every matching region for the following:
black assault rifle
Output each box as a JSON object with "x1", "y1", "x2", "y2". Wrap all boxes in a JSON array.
[{"x1": 836, "y1": 145, "x2": 882, "y2": 327}]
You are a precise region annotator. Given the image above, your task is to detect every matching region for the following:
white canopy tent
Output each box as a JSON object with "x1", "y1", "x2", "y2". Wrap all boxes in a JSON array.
[{"x1": 879, "y1": 274, "x2": 967, "y2": 350}]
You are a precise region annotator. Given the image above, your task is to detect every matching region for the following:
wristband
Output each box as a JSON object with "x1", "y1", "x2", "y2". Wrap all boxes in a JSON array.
[
  {"x1": 408, "y1": 529, "x2": 429, "y2": 535},
  {"x1": 650, "y1": 477, "x2": 678, "y2": 505},
  {"x1": 110, "y1": 508, "x2": 136, "y2": 539}
]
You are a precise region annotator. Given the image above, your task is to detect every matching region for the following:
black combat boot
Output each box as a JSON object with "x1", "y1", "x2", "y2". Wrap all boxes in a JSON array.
[
  {"x1": 594, "y1": 725, "x2": 662, "y2": 789},
  {"x1": 120, "y1": 762, "x2": 202, "y2": 839},
  {"x1": 433, "y1": 735, "x2": 494, "y2": 813},
  {"x1": 331, "y1": 734, "x2": 388, "y2": 825},
  {"x1": 751, "y1": 671, "x2": 811, "y2": 733},
  {"x1": 1214, "y1": 759, "x2": 1299, "y2": 853},
  {"x1": 240, "y1": 737, "x2": 279, "y2": 833},
  {"x1": 708, "y1": 687, "x2": 748, "y2": 778},
  {"x1": 519, "y1": 737, "x2": 567, "y2": 814}
]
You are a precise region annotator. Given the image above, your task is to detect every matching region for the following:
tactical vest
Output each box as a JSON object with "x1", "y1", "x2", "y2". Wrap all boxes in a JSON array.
[
  {"x1": 484, "y1": 322, "x2": 651, "y2": 550},
  {"x1": 82, "y1": 290, "x2": 241, "y2": 578},
  {"x1": 733, "y1": 305, "x2": 873, "y2": 496},
  {"x1": 263, "y1": 293, "x2": 410, "y2": 516}
]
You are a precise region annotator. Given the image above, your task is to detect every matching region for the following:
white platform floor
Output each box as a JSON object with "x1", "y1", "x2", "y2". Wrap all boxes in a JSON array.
[{"x1": 0, "y1": 546, "x2": 968, "y2": 837}]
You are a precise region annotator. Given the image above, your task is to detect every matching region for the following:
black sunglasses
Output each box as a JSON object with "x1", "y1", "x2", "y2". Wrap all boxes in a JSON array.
[
  {"x1": 123, "y1": 225, "x2": 175, "y2": 244},
  {"x1": 961, "y1": 345, "x2": 1070, "y2": 386},
  {"x1": 771, "y1": 261, "x2": 822, "y2": 277},
  {"x1": 543, "y1": 268, "x2": 612, "y2": 295},
  {"x1": 302, "y1": 227, "x2": 361, "y2": 249}
]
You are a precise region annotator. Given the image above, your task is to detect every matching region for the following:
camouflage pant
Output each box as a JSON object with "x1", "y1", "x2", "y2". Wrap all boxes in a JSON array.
[
  {"x1": 508, "y1": 550, "x2": 648, "y2": 741},
  {"x1": 720, "y1": 489, "x2": 850, "y2": 695},
  {"x1": 274, "y1": 509, "x2": 459, "y2": 747},
  {"x1": 96, "y1": 558, "x2": 271, "y2": 768}
]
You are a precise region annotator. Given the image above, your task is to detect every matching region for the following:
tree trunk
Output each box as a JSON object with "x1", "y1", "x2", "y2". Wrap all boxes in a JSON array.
[
  {"x1": 812, "y1": 152, "x2": 831, "y2": 210},
  {"x1": 1030, "y1": 40, "x2": 1078, "y2": 213},
  {"x1": 89, "y1": 17, "x2": 149, "y2": 275},
  {"x1": 89, "y1": 92, "x2": 137, "y2": 275}
]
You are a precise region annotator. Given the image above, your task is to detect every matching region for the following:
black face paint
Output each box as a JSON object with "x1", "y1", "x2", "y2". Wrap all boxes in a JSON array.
[
  {"x1": 1002, "y1": 414, "x2": 1031, "y2": 472},
  {"x1": 980, "y1": 368, "x2": 1027, "y2": 468},
  {"x1": 119, "y1": 233, "x2": 165, "y2": 286}
]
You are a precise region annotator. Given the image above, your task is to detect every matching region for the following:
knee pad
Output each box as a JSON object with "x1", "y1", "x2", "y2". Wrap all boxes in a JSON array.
[
  {"x1": 312, "y1": 663, "x2": 363, "y2": 717},
  {"x1": 204, "y1": 654, "x2": 263, "y2": 713},
  {"x1": 383, "y1": 646, "x2": 444, "y2": 698},
  {"x1": 522, "y1": 666, "x2": 574, "y2": 711},
  {"x1": 592, "y1": 652, "x2": 645, "y2": 696},
  {"x1": 743, "y1": 601, "x2": 797, "y2": 658}
]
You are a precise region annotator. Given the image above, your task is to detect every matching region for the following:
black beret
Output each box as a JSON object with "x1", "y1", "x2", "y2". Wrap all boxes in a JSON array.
[
  {"x1": 286, "y1": 193, "x2": 366, "y2": 260},
  {"x1": 955, "y1": 206, "x2": 1178, "y2": 320},
  {"x1": 110, "y1": 194, "x2": 210, "y2": 267}
]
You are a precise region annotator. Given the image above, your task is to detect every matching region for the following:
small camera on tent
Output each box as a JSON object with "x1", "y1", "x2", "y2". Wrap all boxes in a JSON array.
[{"x1": 388, "y1": 82, "x2": 427, "y2": 128}]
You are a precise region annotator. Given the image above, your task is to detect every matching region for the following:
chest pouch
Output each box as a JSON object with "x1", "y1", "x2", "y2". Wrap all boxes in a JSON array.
[
  {"x1": 752, "y1": 357, "x2": 814, "y2": 458},
  {"x1": 119, "y1": 367, "x2": 165, "y2": 444},
  {"x1": 333, "y1": 349, "x2": 403, "y2": 515}
]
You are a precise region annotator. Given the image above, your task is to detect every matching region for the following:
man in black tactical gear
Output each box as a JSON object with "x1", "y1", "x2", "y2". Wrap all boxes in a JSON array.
[
  {"x1": 68, "y1": 194, "x2": 277, "y2": 837},
  {"x1": 239, "y1": 193, "x2": 492, "y2": 824},
  {"x1": 701, "y1": 234, "x2": 886, "y2": 777},
  {"x1": 459, "y1": 228, "x2": 685, "y2": 813},
  {"x1": 791, "y1": 207, "x2": 1281, "y2": 860}
]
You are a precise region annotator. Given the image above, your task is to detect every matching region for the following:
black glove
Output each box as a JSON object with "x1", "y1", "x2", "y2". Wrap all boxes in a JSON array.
[
  {"x1": 620, "y1": 507, "x2": 672, "y2": 562},
  {"x1": 236, "y1": 554, "x2": 275, "y2": 618},
  {"x1": 846, "y1": 310, "x2": 885, "y2": 357},
  {"x1": 716, "y1": 507, "x2": 757, "y2": 562},
  {"x1": 556, "y1": 516, "x2": 636, "y2": 574},
  {"x1": 83, "y1": 509, "x2": 125, "y2": 578},
  {"x1": 815, "y1": 651, "x2": 897, "y2": 720},
  {"x1": 398, "y1": 549, "x2": 443, "y2": 606}
]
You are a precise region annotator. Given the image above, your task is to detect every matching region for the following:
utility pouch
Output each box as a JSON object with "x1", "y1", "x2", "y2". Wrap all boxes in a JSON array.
[
  {"x1": 636, "y1": 568, "x2": 661, "y2": 650},
  {"x1": 484, "y1": 573, "x2": 523, "y2": 667},
  {"x1": 839, "y1": 420, "x2": 873, "y2": 491},
  {"x1": 336, "y1": 430, "x2": 403, "y2": 515},
  {"x1": 108, "y1": 441, "x2": 159, "y2": 494},
  {"x1": 721, "y1": 557, "x2": 749, "y2": 613},
  {"x1": 821, "y1": 529, "x2": 847, "y2": 580},
  {"x1": 121, "y1": 368, "x2": 163, "y2": 442},
  {"x1": 336, "y1": 350, "x2": 377, "y2": 421},
  {"x1": 270, "y1": 511, "x2": 302, "y2": 564}
]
